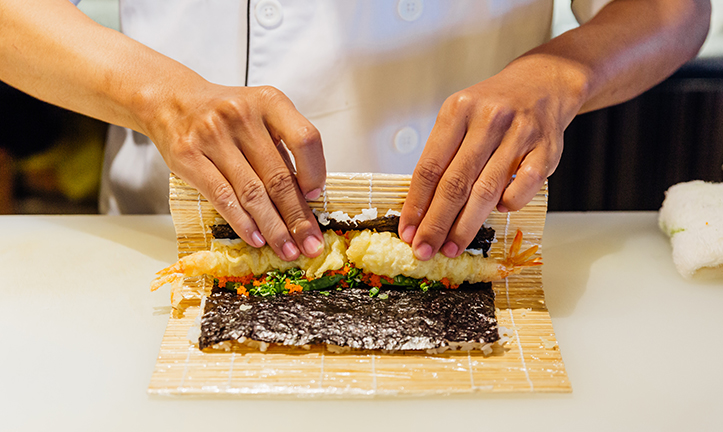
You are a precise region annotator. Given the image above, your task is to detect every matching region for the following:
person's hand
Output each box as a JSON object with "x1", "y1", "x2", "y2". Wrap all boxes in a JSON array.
[
  {"x1": 399, "y1": 55, "x2": 587, "y2": 260},
  {"x1": 144, "y1": 82, "x2": 326, "y2": 261}
]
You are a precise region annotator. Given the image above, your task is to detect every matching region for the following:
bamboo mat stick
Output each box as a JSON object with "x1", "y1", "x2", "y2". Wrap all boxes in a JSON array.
[{"x1": 149, "y1": 173, "x2": 570, "y2": 396}]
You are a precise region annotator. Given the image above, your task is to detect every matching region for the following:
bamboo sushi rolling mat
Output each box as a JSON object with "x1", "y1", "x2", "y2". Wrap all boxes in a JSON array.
[{"x1": 148, "y1": 173, "x2": 570, "y2": 396}]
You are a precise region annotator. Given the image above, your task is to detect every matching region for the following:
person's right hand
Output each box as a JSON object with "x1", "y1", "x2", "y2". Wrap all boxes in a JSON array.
[{"x1": 144, "y1": 82, "x2": 326, "y2": 261}]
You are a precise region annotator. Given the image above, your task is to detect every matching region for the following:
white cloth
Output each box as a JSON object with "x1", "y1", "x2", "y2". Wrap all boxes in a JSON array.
[{"x1": 100, "y1": 0, "x2": 610, "y2": 214}]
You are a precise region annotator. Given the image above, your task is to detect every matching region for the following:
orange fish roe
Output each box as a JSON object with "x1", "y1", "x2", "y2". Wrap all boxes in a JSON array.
[
  {"x1": 439, "y1": 277, "x2": 459, "y2": 289},
  {"x1": 217, "y1": 274, "x2": 255, "y2": 289},
  {"x1": 326, "y1": 264, "x2": 352, "y2": 278},
  {"x1": 284, "y1": 278, "x2": 304, "y2": 294},
  {"x1": 362, "y1": 272, "x2": 383, "y2": 288},
  {"x1": 334, "y1": 229, "x2": 344, "y2": 236},
  {"x1": 236, "y1": 286, "x2": 249, "y2": 297}
]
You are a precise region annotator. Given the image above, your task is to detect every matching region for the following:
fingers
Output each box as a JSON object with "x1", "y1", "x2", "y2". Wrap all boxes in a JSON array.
[
  {"x1": 445, "y1": 146, "x2": 554, "y2": 256},
  {"x1": 206, "y1": 126, "x2": 323, "y2": 261},
  {"x1": 260, "y1": 87, "x2": 326, "y2": 200},
  {"x1": 232, "y1": 88, "x2": 326, "y2": 257},
  {"x1": 442, "y1": 146, "x2": 523, "y2": 257},
  {"x1": 400, "y1": 92, "x2": 516, "y2": 260},
  {"x1": 208, "y1": 141, "x2": 306, "y2": 261},
  {"x1": 173, "y1": 156, "x2": 265, "y2": 250},
  {"x1": 398, "y1": 94, "x2": 470, "y2": 246},
  {"x1": 402, "y1": 95, "x2": 558, "y2": 261},
  {"x1": 411, "y1": 126, "x2": 518, "y2": 260},
  {"x1": 497, "y1": 147, "x2": 556, "y2": 213},
  {"x1": 168, "y1": 85, "x2": 325, "y2": 261}
]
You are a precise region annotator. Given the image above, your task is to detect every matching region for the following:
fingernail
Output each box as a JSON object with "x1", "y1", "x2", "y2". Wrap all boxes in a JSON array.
[
  {"x1": 401, "y1": 225, "x2": 416, "y2": 243},
  {"x1": 303, "y1": 235, "x2": 323, "y2": 255},
  {"x1": 282, "y1": 241, "x2": 299, "y2": 261},
  {"x1": 305, "y1": 188, "x2": 322, "y2": 200},
  {"x1": 441, "y1": 241, "x2": 458, "y2": 258},
  {"x1": 497, "y1": 204, "x2": 508, "y2": 213},
  {"x1": 251, "y1": 230, "x2": 265, "y2": 248},
  {"x1": 415, "y1": 242, "x2": 434, "y2": 261}
]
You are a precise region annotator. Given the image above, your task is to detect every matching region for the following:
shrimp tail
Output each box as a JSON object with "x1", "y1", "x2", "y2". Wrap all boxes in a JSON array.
[
  {"x1": 150, "y1": 259, "x2": 188, "y2": 291},
  {"x1": 150, "y1": 250, "x2": 220, "y2": 291},
  {"x1": 498, "y1": 229, "x2": 542, "y2": 278}
]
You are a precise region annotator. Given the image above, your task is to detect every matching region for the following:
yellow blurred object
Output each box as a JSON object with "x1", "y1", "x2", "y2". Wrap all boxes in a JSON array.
[
  {"x1": 19, "y1": 116, "x2": 105, "y2": 202},
  {"x1": 0, "y1": 148, "x2": 14, "y2": 214}
]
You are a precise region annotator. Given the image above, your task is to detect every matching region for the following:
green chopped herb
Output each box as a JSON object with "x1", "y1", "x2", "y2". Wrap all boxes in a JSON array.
[
  {"x1": 378, "y1": 293, "x2": 389, "y2": 300},
  {"x1": 306, "y1": 274, "x2": 344, "y2": 291},
  {"x1": 214, "y1": 265, "x2": 454, "y2": 298}
]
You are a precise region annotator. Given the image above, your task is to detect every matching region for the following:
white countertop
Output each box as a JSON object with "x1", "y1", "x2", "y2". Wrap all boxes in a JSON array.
[{"x1": 1, "y1": 213, "x2": 721, "y2": 431}]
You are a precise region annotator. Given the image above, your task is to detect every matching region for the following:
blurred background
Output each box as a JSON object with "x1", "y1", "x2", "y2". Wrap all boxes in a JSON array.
[{"x1": 1, "y1": 0, "x2": 722, "y2": 215}]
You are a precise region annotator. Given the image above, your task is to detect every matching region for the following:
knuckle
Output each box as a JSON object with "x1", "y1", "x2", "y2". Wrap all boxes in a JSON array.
[
  {"x1": 216, "y1": 98, "x2": 252, "y2": 124},
  {"x1": 171, "y1": 138, "x2": 199, "y2": 163},
  {"x1": 238, "y1": 180, "x2": 267, "y2": 208},
  {"x1": 168, "y1": 139, "x2": 205, "y2": 173},
  {"x1": 199, "y1": 116, "x2": 220, "y2": 137},
  {"x1": 500, "y1": 198, "x2": 524, "y2": 212},
  {"x1": 438, "y1": 172, "x2": 472, "y2": 202},
  {"x1": 257, "y1": 85, "x2": 285, "y2": 105},
  {"x1": 471, "y1": 178, "x2": 500, "y2": 204},
  {"x1": 188, "y1": 113, "x2": 227, "y2": 145},
  {"x1": 414, "y1": 158, "x2": 446, "y2": 188},
  {"x1": 522, "y1": 164, "x2": 548, "y2": 185},
  {"x1": 500, "y1": 187, "x2": 528, "y2": 211},
  {"x1": 287, "y1": 214, "x2": 317, "y2": 237},
  {"x1": 483, "y1": 103, "x2": 515, "y2": 130},
  {"x1": 209, "y1": 181, "x2": 238, "y2": 208},
  {"x1": 291, "y1": 126, "x2": 322, "y2": 150},
  {"x1": 445, "y1": 92, "x2": 474, "y2": 116},
  {"x1": 423, "y1": 218, "x2": 453, "y2": 240},
  {"x1": 266, "y1": 170, "x2": 297, "y2": 197},
  {"x1": 515, "y1": 120, "x2": 544, "y2": 144},
  {"x1": 262, "y1": 222, "x2": 295, "y2": 255}
]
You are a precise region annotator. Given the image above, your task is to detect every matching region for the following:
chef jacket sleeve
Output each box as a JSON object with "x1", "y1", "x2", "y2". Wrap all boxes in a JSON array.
[{"x1": 571, "y1": 0, "x2": 615, "y2": 24}]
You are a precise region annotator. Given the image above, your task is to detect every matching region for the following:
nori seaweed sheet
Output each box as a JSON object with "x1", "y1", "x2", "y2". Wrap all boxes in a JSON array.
[
  {"x1": 199, "y1": 283, "x2": 499, "y2": 351},
  {"x1": 210, "y1": 216, "x2": 495, "y2": 257}
]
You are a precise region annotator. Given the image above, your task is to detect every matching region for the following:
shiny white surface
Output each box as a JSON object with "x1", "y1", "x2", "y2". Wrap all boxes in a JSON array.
[{"x1": 1, "y1": 213, "x2": 721, "y2": 431}]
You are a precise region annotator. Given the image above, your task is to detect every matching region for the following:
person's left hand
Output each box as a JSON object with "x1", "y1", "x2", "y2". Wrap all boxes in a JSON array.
[{"x1": 399, "y1": 55, "x2": 588, "y2": 260}]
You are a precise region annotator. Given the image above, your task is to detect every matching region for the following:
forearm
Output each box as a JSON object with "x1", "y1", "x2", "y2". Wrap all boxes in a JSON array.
[
  {"x1": 0, "y1": 0, "x2": 202, "y2": 136},
  {"x1": 510, "y1": 0, "x2": 711, "y2": 114}
]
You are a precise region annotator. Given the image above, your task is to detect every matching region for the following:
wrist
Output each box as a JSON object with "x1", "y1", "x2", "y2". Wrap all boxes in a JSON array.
[{"x1": 127, "y1": 67, "x2": 207, "y2": 141}]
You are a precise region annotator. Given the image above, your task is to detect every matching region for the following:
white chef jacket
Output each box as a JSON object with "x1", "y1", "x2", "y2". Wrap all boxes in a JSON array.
[{"x1": 96, "y1": 0, "x2": 611, "y2": 214}]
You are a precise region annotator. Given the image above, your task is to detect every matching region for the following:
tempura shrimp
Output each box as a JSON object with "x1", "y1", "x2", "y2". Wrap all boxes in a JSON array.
[
  {"x1": 151, "y1": 231, "x2": 348, "y2": 291},
  {"x1": 345, "y1": 229, "x2": 541, "y2": 286}
]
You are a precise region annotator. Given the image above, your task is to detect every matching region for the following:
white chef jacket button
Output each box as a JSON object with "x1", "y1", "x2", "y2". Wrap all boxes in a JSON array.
[
  {"x1": 393, "y1": 127, "x2": 419, "y2": 154},
  {"x1": 255, "y1": 0, "x2": 283, "y2": 29},
  {"x1": 397, "y1": 0, "x2": 424, "y2": 22}
]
